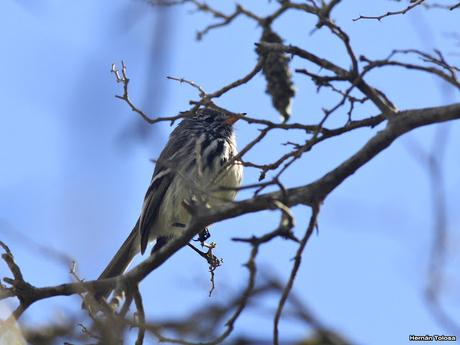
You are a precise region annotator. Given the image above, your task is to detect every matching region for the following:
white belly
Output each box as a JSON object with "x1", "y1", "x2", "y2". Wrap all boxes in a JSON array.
[{"x1": 150, "y1": 142, "x2": 242, "y2": 239}]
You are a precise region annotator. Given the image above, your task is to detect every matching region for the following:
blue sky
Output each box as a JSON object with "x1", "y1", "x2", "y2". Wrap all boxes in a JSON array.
[{"x1": 0, "y1": 1, "x2": 459, "y2": 344}]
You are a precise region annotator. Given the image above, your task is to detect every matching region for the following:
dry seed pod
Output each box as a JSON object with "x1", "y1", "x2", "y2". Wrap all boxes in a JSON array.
[{"x1": 256, "y1": 28, "x2": 295, "y2": 122}]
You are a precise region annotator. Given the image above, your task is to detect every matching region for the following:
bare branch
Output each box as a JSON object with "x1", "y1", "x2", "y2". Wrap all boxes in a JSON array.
[
  {"x1": 133, "y1": 285, "x2": 146, "y2": 345},
  {"x1": 353, "y1": 0, "x2": 426, "y2": 21},
  {"x1": 273, "y1": 203, "x2": 320, "y2": 345},
  {"x1": 6, "y1": 2, "x2": 460, "y2": 342},
  {"x1": 111, "y1": 62, "x2": 188, "y2": 124},
  {"x1": 257, "y1": 42, "x2": 398, "y2": 114}
]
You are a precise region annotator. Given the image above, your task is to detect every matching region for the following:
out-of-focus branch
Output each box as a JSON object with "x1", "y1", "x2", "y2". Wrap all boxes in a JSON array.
[
  {"x1": 0, "y1": 241, "x2": 34, "y2": 321},
  {"x1": 133, "y1": 285, "x2": 146, "y2": 345},
  {"x1": 405, "y1": 127, "x2": 460, "y2": 334}
]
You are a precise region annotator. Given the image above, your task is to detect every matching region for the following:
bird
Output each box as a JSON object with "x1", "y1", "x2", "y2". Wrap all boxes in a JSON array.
[{"x1": 96, "y1": 107, "x2": 243, "y2": 299}]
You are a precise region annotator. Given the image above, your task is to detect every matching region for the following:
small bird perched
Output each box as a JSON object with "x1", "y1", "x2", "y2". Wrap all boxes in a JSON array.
[{"x1": 97, "y1": 108, "x2": 243, "y2": 299}]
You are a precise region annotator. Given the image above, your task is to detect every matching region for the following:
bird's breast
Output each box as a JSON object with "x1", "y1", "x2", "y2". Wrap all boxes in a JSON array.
[
  {"x1": 202, "y1": 138, "x2": 242, "y2": 204},
  {"x1": 152, "y1": 135, "x2": 242, "y2": 240}
]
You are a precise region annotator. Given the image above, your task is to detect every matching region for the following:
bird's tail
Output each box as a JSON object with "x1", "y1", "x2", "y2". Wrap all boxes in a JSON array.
[{"x1": 95, "y1": 224, "x2": 139, "y2": 300}]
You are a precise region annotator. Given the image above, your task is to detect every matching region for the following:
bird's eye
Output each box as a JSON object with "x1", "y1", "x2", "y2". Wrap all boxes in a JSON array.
[{"x1": 204, "y1": 116, "x2": 214, "y2": 123}]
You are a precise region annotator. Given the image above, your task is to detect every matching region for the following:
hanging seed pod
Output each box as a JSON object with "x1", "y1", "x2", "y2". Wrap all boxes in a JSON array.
[{"x1": 256, "y1": 28, "x2": 295, "y2": 122}]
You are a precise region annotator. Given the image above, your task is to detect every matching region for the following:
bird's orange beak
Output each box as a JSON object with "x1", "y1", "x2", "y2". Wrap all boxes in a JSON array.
[{"x1": 225, "y1": 114, "x2": 240, "y2": 125}]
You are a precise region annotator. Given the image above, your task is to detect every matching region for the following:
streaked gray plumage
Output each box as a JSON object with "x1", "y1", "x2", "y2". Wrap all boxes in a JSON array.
[{"x1": 97, "y1": 108, "x2": 242, "y2": 298}]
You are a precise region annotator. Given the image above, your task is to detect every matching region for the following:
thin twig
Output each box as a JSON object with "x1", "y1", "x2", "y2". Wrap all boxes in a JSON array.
[
  {"x1": 273, "y1": 203, "x2": 320, "y2": 345},
  {"x1": 353, "y1": 0, "x2": 426, "y2": 21}
]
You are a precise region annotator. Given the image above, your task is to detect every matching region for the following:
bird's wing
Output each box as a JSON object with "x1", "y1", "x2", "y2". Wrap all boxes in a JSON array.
[
  {"x1": 138, "y1": 168, "x2": 174, "y2": 254},
  {"x1": 138, "y1": 122, "x2": 193, "y2": 254}
]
